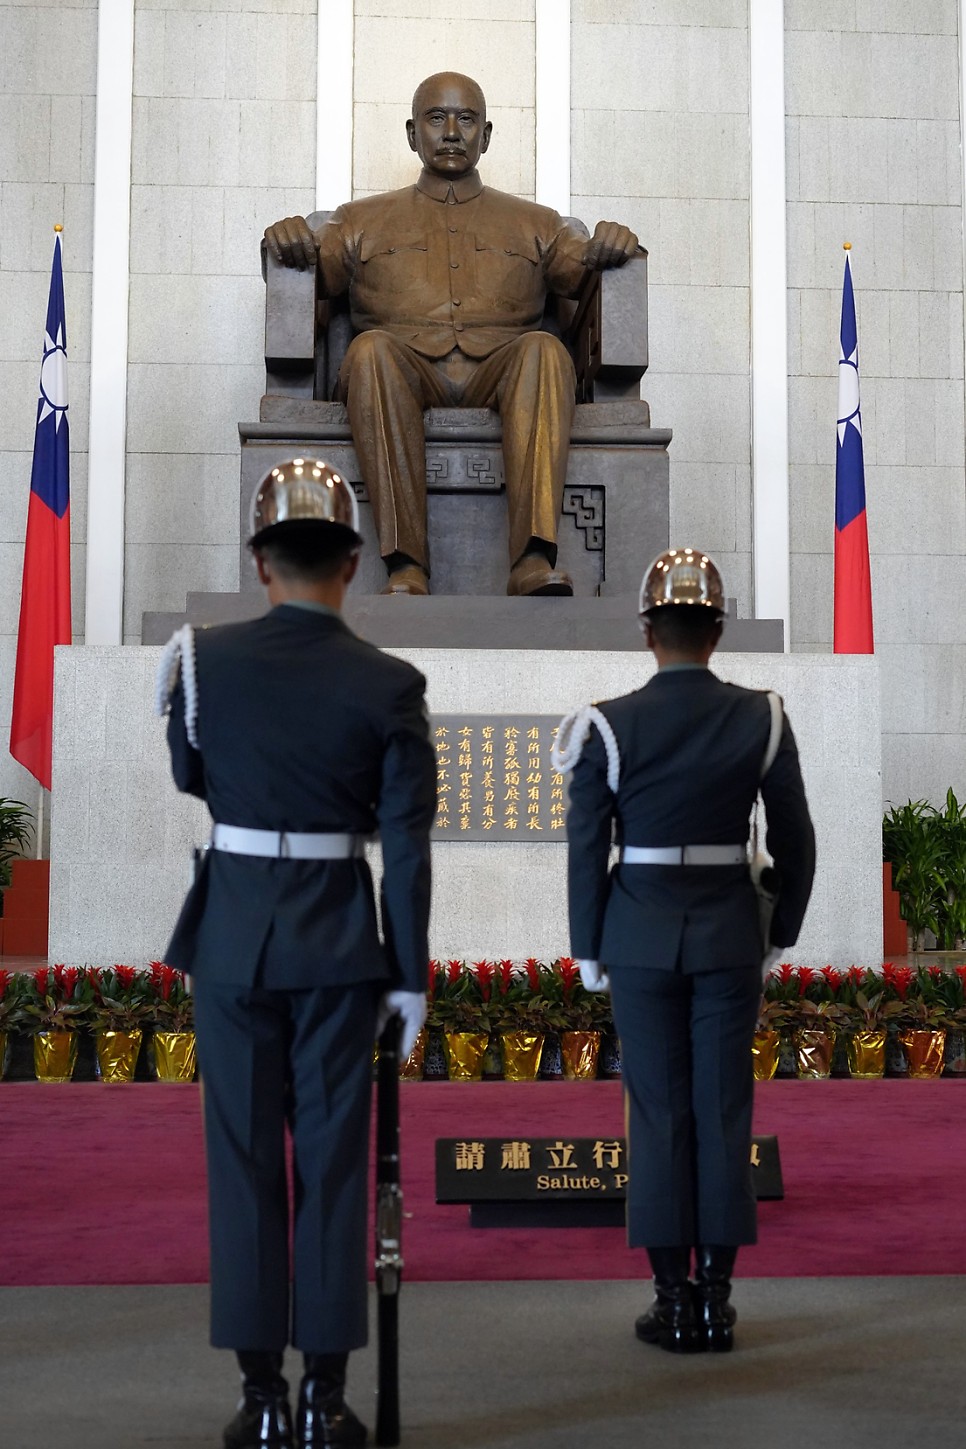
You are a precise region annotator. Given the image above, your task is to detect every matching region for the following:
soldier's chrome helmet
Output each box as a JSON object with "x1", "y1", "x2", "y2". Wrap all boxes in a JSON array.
[
  {"x1": 248, "y1": 457, "x2": 362, "y2": 548},
  {"x1": 638, "y1": 547, "x2": 727, "y2": 617}
]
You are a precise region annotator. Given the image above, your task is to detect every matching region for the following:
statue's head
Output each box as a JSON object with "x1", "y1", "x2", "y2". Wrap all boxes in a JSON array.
[{"x1": 406, "y1": 72, "x2": 492, "y2": 179}]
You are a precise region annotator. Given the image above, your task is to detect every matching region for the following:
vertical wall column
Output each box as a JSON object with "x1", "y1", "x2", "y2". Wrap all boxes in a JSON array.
[
  {"x1": 317, "y1": 0, "x2": 354, "y2": 210},
  {"x1": 749, "y1": 0, "x2": 790, "y2": 645},
  {"x1": 959, "y1": 2, "x2": 966, "y2": 432},
  {"x1": 85, "y1": 0, "x2": 135, "y2": 646},
  {"x1": 535, "y1": 0, "x2": 571, "y2": 214}
]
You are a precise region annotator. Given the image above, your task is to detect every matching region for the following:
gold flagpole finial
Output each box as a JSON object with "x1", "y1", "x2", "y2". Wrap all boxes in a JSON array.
[
  {"x1": 843, "y1": 241, "x2": 851, "y2": 250},
  {"x1": 53, "y1": 223, "x2": 63, "y2": 233}
]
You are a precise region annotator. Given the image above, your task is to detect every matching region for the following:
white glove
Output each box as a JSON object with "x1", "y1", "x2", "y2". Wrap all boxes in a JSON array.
[
  {"x1": 578, "y1": 959, "x2": 610, "y2": 992},
  {"x1": 761, "y1": 947, "x2": 784, "y2": 981},
  {"x1": 376, "y1": 990, "x2": 427, "y2": 1061}
]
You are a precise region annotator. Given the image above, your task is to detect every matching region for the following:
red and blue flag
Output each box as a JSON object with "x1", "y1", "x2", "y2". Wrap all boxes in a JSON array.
[
  {"x1": 833, "y1": 251, "x2": 874, "y2": 653},
  {"x1": 10, "y1": 231, "x2": 72, "y2": 790}
]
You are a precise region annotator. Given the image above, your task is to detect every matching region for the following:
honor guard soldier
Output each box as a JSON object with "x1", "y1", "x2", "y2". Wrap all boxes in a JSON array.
[
  {"x1": 156, "y1": 460, "x2": 436, "y2": 1448},
  {"x1": 553, "y1": 548, "x2": 816, "y2": 1353}
]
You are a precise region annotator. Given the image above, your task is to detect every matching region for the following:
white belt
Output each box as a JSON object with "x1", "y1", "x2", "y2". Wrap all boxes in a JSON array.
[
  {"x1": 210, "y1": 824, "x2": 370, "y2": 860},
  {"x1": 621, "y1": 844, "x2": 746, "y2": 866}
]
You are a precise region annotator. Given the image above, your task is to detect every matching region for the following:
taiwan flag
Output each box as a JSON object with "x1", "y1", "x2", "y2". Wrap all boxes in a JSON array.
[
  {"x1": 10, "y1": 230, "x2": 72, "y2": 790},
  {"x1": 833, "y1": 251, "x2": 874, "y2": 653}
]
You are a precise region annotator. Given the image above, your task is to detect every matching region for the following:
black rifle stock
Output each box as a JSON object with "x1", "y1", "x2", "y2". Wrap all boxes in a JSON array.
[{"x1": 374, "y1": 1015, "x2": 402, "y2": 1446}]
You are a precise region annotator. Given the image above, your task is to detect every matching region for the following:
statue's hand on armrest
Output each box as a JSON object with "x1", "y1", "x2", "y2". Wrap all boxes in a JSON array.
[
  {"x1": 264, "y1": 215, "x2": 318, "y2": 271},
  {"x1": 582, "y1": 220, "x2": 639, "y2": 270}
]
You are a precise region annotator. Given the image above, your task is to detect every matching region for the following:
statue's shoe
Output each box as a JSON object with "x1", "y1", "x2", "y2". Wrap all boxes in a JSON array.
[
  {"x1": 506, "y1": 553, "x2": 574, "y2": 597},
  {"x1": 380, "y1": 563, "x2": 430, "y2": 596}
]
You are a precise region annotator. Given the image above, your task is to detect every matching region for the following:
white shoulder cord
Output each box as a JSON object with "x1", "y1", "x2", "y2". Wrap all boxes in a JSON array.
[
  {"x1": 154, "y1": 624, "x2": 200, "y2": 750},
  {"x1": 550, "y1": 704, "x2": 621, "y2": 793},
  {"x1": 750, "y1": 691, "x2": 783, "y2": 855}
]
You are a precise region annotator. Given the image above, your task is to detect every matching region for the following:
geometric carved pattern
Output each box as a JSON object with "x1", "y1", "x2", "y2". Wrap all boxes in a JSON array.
[
  {"x1": 562, "y1": 486, "x2": 604, "y2": 552},
  {"x1": 426, "y1": 450, "x2": 504, "y2": 491}
]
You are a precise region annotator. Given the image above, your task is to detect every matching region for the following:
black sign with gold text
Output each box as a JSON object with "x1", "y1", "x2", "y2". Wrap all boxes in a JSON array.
[
  {"x1": 430, "y1": 714, "x2": 567, "y2": 840},
  {"x1": 436, "y1": 1136, "x2": 783, "y2": 1204}
]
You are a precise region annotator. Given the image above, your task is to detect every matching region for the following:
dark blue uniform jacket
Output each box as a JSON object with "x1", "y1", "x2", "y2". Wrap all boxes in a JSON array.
[
  {"x1": 163, "y1": 604, "x2": 436, "y2": 992},
  {"x1": 567, "y1": 667, "x2": 816, "y2": 972}
]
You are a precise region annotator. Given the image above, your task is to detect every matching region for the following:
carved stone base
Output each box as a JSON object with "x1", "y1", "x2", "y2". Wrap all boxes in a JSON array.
[{"x1": 236, "y1": 405, "x2": 670, "y2": 600}]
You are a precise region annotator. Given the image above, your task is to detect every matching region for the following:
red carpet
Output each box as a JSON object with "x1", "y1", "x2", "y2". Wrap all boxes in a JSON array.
[{"x1": 1, "y1": 1080, "x2": 963, "y2": 1285}]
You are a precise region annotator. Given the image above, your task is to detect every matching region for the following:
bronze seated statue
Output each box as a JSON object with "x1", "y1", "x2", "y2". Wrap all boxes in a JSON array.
[{"x1": 256, "y1": 72, "x2": 664, "y2": 601}]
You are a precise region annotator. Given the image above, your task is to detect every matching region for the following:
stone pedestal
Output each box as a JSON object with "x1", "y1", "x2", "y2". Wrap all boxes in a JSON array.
[{"x1": 50, "y1": 645, "x2": 881, "y2": 969}]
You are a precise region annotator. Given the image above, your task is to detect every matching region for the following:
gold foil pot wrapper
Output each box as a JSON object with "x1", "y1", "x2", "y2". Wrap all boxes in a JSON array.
[
  {"x1": 443, "y1": 1032, "x2": 489, "y2": 1081},
  {"x1": 398, "y1": 1027, "x2": 427, "y2": 1081},
  {"x1": 751, "y1": 1030, "x2": 781, "y2": 1081},
  {"x1": 154, "y1": 1031, "x2": 197, "y2": 1083},
  {"x1": 500, "y1": 1030, "x2": 545, "y2": 1081},
  {"x1": 793, "y1": 1028, "x2": 835, "y2": 1079},
  {"x1": 96, "y1": 1029, "x2": 143, "y2": 1083},
  {"x1": 900, "y1": 1029, "x2": 946, "y2": 1079},
  {"x1": 560, "y1": 1031, "x2": 601, "y2": 1081},
  {"x1": 846, "y1": 1030, "x2": 886, "y2": 1079},
  {"x1": 34, "y1": 1030, "x2": 79, "y2": 1083}
]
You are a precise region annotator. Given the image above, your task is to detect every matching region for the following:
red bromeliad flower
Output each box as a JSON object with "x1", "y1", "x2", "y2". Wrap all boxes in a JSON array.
[
  {"x1": 496, "y1": 959, "x2": 515, "y2": 996},
  {"x1": 846, "y1": 965, "x2": 864, "y2": 986},
  {"x1": 796, "y1": 966, "x2": 816, "y2": 996},
  {"x1": 472, "y1": 959, "x2": 494, "y2": 1002},
  {"x1": 426, "y1": 960, "x2": 439, "y2": 1000},
  {"x1": 0, "y1": 970, "x2": 10, "y2": 1001},
  {"x1": 446, "y1": 959, "x2": 463, "y2": 986},
  {"x1": 892, "y1": 966, "x2": 914, "y2": 1001},
  {"x1": 86, "y1": 967, "x2": 104, "y2": 1001},
  {"x1": 555, "y1": 958, "x2": 580, "y2": 998},
  {"x1": 523, "y1": 958, "x2": 542, "y2": 992},
  {"x1": 156, "y1": 966, "x2": 179, "y2": 1001},
  {"x1": 113, "y1": 964, "x2": 138, "y2": 992},
  {"x1": 821, "y1": 966, "x2": 843, "y2": 994},
  {"x1": 34, "y1": 967, "x2": 52, "y2": 997},
  {"x1": 956, "y1": 965, "x2": 966, "y2": 989},
  {"x1": 775, "y1": 963, "x2": 795, "y2": 984}
]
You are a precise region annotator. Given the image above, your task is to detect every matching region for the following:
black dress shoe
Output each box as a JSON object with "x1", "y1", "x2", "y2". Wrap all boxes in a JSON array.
[
  {"x1": 223, "y1": 1390, "x2": 295, "y2": 1448},
  {"x1": 635, "y1": 1245, "x2": 703, "y2": 1354},
  {"x1": 297, "y1": 1378, "x2": 368, "y2": 1446},
  {"x1": 694, "y1": 1244, "x2": 738, "y2": 1352}
]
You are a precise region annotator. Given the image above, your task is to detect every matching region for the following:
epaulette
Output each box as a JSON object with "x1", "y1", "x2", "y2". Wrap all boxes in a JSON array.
[
  {"x1": 550, "y1": 703, "x2": 621, "y2": 793},
  {"x1": 154, "y1": 624, "x2": 200, "y2": 749}
]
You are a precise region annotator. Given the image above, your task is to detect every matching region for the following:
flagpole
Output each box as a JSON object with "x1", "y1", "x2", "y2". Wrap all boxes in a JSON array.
[{"x1": 36, "y1": 786, "x2": 45, "y2": 862}]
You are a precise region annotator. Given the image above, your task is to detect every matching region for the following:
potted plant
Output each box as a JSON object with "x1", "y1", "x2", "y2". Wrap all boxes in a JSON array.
[
  {"x1": 87, "y1": 965, "x2": 152, "y2": 1082},
  {"x1": 543, "y1": 958, "x2": 602, "y2": 1079},
  {"x1": 427, "y1": 959, "x2": 495, "y2": 1080},
  {"x1": 17, "y1": 965, "x2": 91, "y2": 1081},
  {"x1": 754, "y1": 966, "x2": 800, "y2": 1080},
  {"x1": 837, "y1": 966, "x2": 887, "y2": 1078},
  {"x1": 491, "y1": 958, "x2": 547, "y2": 1081},
  {"x1": 929, "y1": 789, "x2": 966, "y2": 949},
  {"x1": 882, "y1": 800, "x2": 944, "y2": 954},
  {"x1": 147, "y1": 962, "x2": 196, "y2": 1082},
  {"x1": 0, "y1": 800, "x2": 33, "y2": 945},
  {"x1": 881, "y1": 964, "x2": 946, "y2": 1078},
  {"x1": 0, "y1": 970, "x2": 26, "y2": 1079},
  {"x1": 936, "y1": 965, "x2": 966, "y2": 1075},
  {"x1": 781, "y1": 966, "x2": 851, "y2": 1079}
]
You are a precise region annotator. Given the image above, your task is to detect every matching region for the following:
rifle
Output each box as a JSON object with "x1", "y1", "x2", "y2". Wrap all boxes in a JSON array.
[{"x1": 374, "y1": 1015, "x2": 402, "y2": 1447}]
